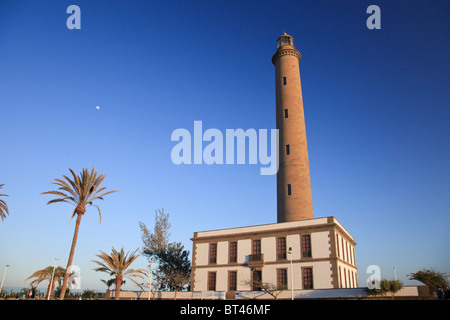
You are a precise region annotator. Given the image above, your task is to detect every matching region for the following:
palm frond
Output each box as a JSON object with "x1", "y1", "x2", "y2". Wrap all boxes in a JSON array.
[
  {"x1": 0, "y1": 200, "x2": 9, "y2": 211},
  {"x1": 90, "y1": 190, "x2": 118, "y2": 203},
  {"x1": 0, "y1": 184, "x2": 9, "y2": 221},
  {"x1": 60, "y1": 176, "x2": 81, "y2": 198},
  {"x1": 92, "y1": 204, "x2": 102, "y2": 223},
  {"x1": 47, "y1": 199, "x2": 73, "y2": 205},
  {"x1": 68, "y1": 207, "x2": 77, "y2": 224},
  {"x1": 92, "y1": 247, "x2": 145, "y2": 284},
  {"x1": 41, "y1": 167, "x2": 117, "y2": 223}
]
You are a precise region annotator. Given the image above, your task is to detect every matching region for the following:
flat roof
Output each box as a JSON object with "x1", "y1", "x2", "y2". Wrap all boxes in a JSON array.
[{"x1": 192, "y1": 216, "x2": 355, "y2": 243}]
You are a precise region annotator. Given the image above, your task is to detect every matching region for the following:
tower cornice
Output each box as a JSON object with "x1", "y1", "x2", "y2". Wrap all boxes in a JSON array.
[{"x1": 272, "y1": 47, "x2": 301, "y2": 65}]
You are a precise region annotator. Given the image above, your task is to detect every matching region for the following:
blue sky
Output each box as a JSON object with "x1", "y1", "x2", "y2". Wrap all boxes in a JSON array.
[{"x1": 0, "y1": 0, "x2": 449, "y2": 291}]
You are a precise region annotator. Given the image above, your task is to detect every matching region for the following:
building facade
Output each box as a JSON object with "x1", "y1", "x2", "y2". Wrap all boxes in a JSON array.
[{"x1": 191, "y1": 217, "x2": 357, "y2": 292}]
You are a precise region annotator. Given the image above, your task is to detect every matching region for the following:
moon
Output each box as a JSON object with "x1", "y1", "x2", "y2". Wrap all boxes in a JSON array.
[{"x1": 96, "y1": 106, "x2": 100, "y2": 110}]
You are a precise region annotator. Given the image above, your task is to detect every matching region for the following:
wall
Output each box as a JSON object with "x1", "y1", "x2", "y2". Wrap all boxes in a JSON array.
[{"x1": 109, "y1": 286, "x2": 424, "y2": 300}]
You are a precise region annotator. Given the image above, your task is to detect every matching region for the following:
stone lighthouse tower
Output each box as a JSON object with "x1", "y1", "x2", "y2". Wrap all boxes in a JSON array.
[{"x1": 272, "y1": 33, "x2": 313, "y2": 223}]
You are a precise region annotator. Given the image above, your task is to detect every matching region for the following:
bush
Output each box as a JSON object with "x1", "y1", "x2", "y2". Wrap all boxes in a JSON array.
[
  {"x1": 366, "y1": 278, "x2": 403, "y2": 298},
  {"x1": 82, "y1": 289, "x2": 98, "y2": 300}
]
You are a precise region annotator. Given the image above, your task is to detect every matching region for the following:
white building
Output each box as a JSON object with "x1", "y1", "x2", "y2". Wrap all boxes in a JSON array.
[{"x1": 190, "y1": 217, "x2": 357, "y2": 293}]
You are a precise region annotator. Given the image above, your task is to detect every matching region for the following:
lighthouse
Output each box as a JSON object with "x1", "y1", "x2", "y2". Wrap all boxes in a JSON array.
[
  {"x1": 272, "y1": 33, "x2": 314, "y2": 223},
  {"x1": 190, "y1": 33, "x2": 358, "y2": 294}
]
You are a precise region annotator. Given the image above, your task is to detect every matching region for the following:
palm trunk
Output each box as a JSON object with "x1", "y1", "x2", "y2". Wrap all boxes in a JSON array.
[
  {"x1": 59, "y1": 213, "x2": 82, "y2": 300},
  {"x1": 115, "y1": 276, "x2": 123, "y2": 300}
]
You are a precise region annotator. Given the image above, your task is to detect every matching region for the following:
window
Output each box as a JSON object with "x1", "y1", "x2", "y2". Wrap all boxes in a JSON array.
[
  {"x1": 347, "y1": 243, "x2": 352, "y2": 265},
  {"x1": 277, "y1": 237, "x2": 286, "y2": 259},
  {"x1": 349, "y1": 270, "x2": 353, "y2": 288},
  {"x1": 346, "y1": 243, "x2": 349, "y2": 263},
  {"x1": 229, "y1": 242, "x2": 237, "y2": 263},
  {"x1": 303, "y1": 268, "x2": 313, "y2": 289},
  {"x1": 301, "y1": 235, "x2": 311, "y2": 258},
  {"x1": 228, "y1": 271, "x2": 237, "y2": 291},
  {"x1": 286, "y1": 144, "x2": 290, "y2": 155},
  {"x1": 277, "y1": 36, "x2": 293, "y2": 48},
  {"x1": 352, "y1": 271, "x2": 356, "y2": 288},
  {"x1": 252, "y1": 239, "x2": 261, "y2": 255},
  {"x1": 250, "y1": 239, "x2": 262, "y2": 262},
  {"x1": 336, "y1": 235, "x2": 340, "y2": 258},
  {"x1": 352, "y1": 247, "x2": 356, "y2": 266},
  {"x1": 344, "y1": 268, "x2": 348, "y2": 288},
  {"x1": 283, "y1": 77, "x2": 287, "y2": 85},
  {"x1": 284, "y1": 109, "x2": 288, "y2": 118},
  {"x1": 287, "y1": 184, "x2": 292, "y2": 195},
  {"x1": 208, "y1": 272, "x2": 216, "y2": 291},
  {"x1": 252, "y1": 270, "x2": 262, "y2": 291},
  {"x1": 209, "y1": 243, "x2": 217, "y2": 264},
  {"x1": 277, "y1": 269, "x2": 288, "y2": 289}
]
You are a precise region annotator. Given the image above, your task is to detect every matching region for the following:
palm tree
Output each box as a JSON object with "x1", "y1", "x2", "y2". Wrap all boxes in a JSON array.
[
  {"x1": 0, "y1": 184, "x2": 10, "y2": 221},
  {"x1": 92, "y1": 247, "x2": 147, "y2": 300},
  {"x1": 408, "y1": 269, "x2": 448, "y2": 294},
  {"x1": 101, "y1": 278, "x2": 116, "y2": 291},
  {"x1": 101, "y1": 278, "x2": 126, "y2": 291},
  {"x1": 41, "y1": 167, "x2": 117, "y2": 300},
  {"x1": 26, "y1": 266, "x2": 66, "y2": 299}
]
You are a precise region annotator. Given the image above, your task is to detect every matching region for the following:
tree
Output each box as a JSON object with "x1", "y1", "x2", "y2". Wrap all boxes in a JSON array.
[
  {"x1": 92, "y1": 247, "x2": 147, "y2": 300},
  {"x1": 82, "y1": 289, "x2": 97, "y2": 300},
  {"x1": 101, "y1": 277, "x2": 126, "y2": 296},
  {"x1": 242, "y1": 279, "x2": 287, "y2": 300},
  {"x1": 26, "y1": 266, "x2": 66, "y2": 299},
  {"x1": 0, "y1": 184, "x2": 10, "y2": 221},
  {"x1": 408, "y1": 269, "x2": 448, "y2": 293},
  {"x1": 162, "y1": 269, "x2": 192, "y2": 300},
  {"x1": 101, "y1": 278, "x2": 115, "y2": 291},
  {"x1": 41, "y1": 167, "x2": 117, "y2": 299},
  {"x1": 158, "y1": 242, "x2": 191, "y2": 292},
  {"x1": 54, "y1": 286, "x2": 72, "y2": 299},
  {"x1": 140, "y1": 209, "x2": 191, "y2": 294},
  {"x1": 139, "y1": 209, "x2": 171, "y2": 255}
]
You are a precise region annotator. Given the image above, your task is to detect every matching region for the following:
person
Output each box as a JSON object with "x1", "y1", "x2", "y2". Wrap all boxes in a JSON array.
[
  {"x1": 444, "y1": 286, "x2": 450, "y2": 300},
  {"x1": 436, "y1": 286, "x2": 444, "y2": 300}
]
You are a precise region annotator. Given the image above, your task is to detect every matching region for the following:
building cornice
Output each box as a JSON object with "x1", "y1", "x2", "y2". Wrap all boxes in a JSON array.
[
  {"x1": 191, "y1": 217, "x2": 356, "y2": 245},
  {"x1": 272, "y1": 47, "x2": 301, "y2": 65},
  {"x1": 191, "y1": 256, "x2": 338, "y2": 270}
]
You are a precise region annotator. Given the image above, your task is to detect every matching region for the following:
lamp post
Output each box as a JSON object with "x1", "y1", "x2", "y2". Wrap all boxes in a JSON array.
[
  {"x1": 148, "y1": 260, "x2": 153, "y2": 300},
  {"x1": 393, "y1": 267, "x2": 397, "y2": 281},
  {"x1": 47, "y1": 258, "x2": 61, "y2": 300},
  {"x1": 287, "y1": 247, "x2": 293, "y2": 300},
  {"x1": 0, "y1": 265, "x2": 10, "y2": 295}
]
